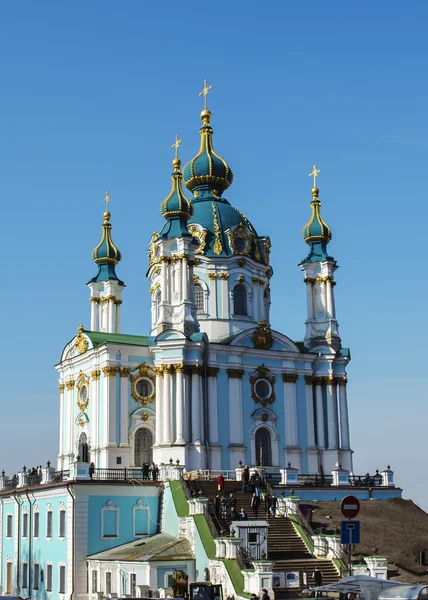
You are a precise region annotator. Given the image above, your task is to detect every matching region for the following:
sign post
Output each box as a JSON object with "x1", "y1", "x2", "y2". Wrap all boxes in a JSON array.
[{"x1": 340, "y1": 496, "x2": 361, "y2": 576}]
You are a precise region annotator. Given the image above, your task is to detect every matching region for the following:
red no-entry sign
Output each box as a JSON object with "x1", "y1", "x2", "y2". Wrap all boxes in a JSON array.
[{"x1": 341, "y1": 495, "x2": 360, "y2": 519}]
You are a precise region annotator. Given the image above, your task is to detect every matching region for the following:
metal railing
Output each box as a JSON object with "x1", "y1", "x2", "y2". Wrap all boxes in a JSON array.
[
  {"x1": 349, "y1": 474, "x2": 383, "y2": 487},
  {"x1": 297, "y1": 474, "x2": 334, "y2": 486},
  {"x1": 52, "y1": 470, "x2": 69, "y2": 482},
  {"x1": 91, "y1": 467, "x2": 159, "y2": 481},
  {"x1": 184, "y1": 469, "x2": 237, "y2": 480}
]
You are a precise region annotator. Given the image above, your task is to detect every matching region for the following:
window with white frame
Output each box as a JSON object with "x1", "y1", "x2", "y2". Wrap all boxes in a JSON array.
[
  {"x1": 106, "y1": 572, "x2": 112, "y2": 595},
  {"x1": 46, "y1": 564, "x2": 53, "y2": 592},
  {"x1": 155, "y1": 291, "x2": 161, "y2": 321},
  {"x1": 33, "y1": 563, "x2": 40, "y2": 590},
  {"x1": 22, "y1": 562, "x2": 28, "y2": 588},
  {"x1": 194, "y1": 283, "x2": 205, "y2": 314},
  {"x1": 22, "y1": 512, "x2": 28, "y2": 538},
  {"x1": 101, "y1": 500, "x2": 119, "y2": 538},
  {"x1": 6, "y1": 514, "x2": 12, "y2": 538},
  {"x1": 46, "y1": 509, "x2": 53, "y2": 538},
  {"x1": 130, "y1": 573, "x2": 136, "y2": 596},
  {"x1": 91, "y1": 570, "x2": 98, "y2": 593},
  {"x1": 59, "y1": 565, "x2": 66, "y2": 593},
  {"x1": 59, "y1": 509, "x2": 66, "y2": 538},
  {"x1": 133, "y1": 499, "x2": 149, "y2": 537},
  {"x1": 233, "y1": 284, "x2": 247, "y2": 315},
  {"x1": 34, "y1": 511, "x2": 40, "y2": 538}
]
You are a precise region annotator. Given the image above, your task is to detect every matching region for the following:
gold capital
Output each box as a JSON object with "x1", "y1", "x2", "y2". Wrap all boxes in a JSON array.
[
  {"x1": 199, "y1": 79, "x2": 213, "y2": 110},
  {"x1": 58, "y1": 384, "x2": 65, "y2": 393},
  {"x1": 91, "y1": 370, "x2": 101, "y2": 381},
  {"x1": 66, "y1": 380, "x2": 75, "y2": 390},
  {"x1": 208, "y1": 273, "x2": 217, "y2": 280},
  {"x1": 102, "y1": 366, "x2": 119, "y2": 377},
  {"x1": 175, "y1": 363, "x2": 184, "y2": 373},
  {"x1": 283, "y1": 373, "x2": 298, "y2": 383},
  {"x1": 309, "y1": 165, "x2": 320, "y2": 188},
  {"x1": 120, "y1": 367, "x2": 130, "y2": 377},
  {"x1": 227, "y1": 368, "x2": 244, "y2": 379}
]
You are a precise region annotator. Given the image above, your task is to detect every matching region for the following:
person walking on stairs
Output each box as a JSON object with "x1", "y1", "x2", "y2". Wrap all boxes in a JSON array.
[
  {"x1": 241, "y1": 465, "x2": 250, "y2": 492},
  {"x1": 312, "y1": 567, "x2": 323, "y2": 597},
  {"x1": 261, "y1": 588, "x2": 270, "y2": 600}
]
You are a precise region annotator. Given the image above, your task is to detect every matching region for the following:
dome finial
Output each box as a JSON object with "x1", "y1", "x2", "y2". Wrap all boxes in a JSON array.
[
  {"x1": 309, "y1": 165, "x2": 321, "y2": 194},
  {"x1": 199, "y1": 79, "x2": 213, "y2": 123},
  {"x1": 103, "y1": 190, "x2": 111, "y2": 222},
  {"x1": 172, "y1": 134, "x2": 182, "y2": 171},
  {"x1": 92, "y1": 190, "x2": 122, "y2": 265}
]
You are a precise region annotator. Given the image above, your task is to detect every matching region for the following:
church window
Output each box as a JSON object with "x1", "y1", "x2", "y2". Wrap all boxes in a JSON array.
[
  {"x1": 46, "y1": 510, "x2": 53, "y2": 538},
  {"x1": 135, "y1": 378, "x2": 154, "y2": 400},
  {"x1": 233, "y1": 284, "x2": 247, "y2": 315},
  {"x1": 195, "y1": 283, "x2": 205, "y2": 314},
  {"x1": 134, "y1": 428, "x2": 153, "y2": 466},
  {"x1": 102, "y1": 500, "x2": 119, "y2": 538},
  {"x1": 130, "y1": 573, "x2": 137, "y2": 596},
  {"x1": 91, "y1": 570, "x2": 98, "y2": 593},
  {"x1": 34, "y1": 512, "x2": 39, "y2": 538},
  {"x1": 234, "y1": 236, "x2": 246, "y2": 253},
  {"x1": 255, "y1": 427, "x2": 272, "y2": 466},
  {"x1": 6, "y1": 514, "x2": 12, "y2": 537},
  {"x1": 255, "y1": 379, "x2": 271, "y2": 400},
  {"x1": 156, "y1": 291, "x2": 161, "y2": 320},
  {"x1": 46, "y1": 564, "x2": 53, "y2": 592},
  {"x1": 22, "y1": 562, "x2": 28, "y2": 588},
  {"x1": 133, "y1": 499, "x2": 149, "y2": 537},
  {"x1": 33, "y1": 563, "x2": 40, "y2": 590},
  {"x1": 78, "y1": 432, "x2": 89, "y2": 463},
  {"x1": 106, "y1": 572, "x2": 112, "y2": 595},
  {"x1": 23, "y1": 512, "x2": 28, "y2": 538},
  {"x1": 59, "y1": 509, "x2": 66, "y2": 538},
  {"x1": 59, "y1": 565, "x2": 66, "y2": 593}
]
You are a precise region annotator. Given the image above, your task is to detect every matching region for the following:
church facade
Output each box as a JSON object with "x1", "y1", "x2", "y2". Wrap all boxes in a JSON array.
[{"x1": 57, "y1": 92, "x2": 353, "y2": 477}]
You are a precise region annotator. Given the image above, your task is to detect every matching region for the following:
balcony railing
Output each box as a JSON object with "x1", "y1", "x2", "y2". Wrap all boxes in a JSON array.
[
  {"x1": 297, "y1": 474, "x2": 334, "y2": 486},
  {"x1": 91, "y1": 467, "x2": 159, "y2": 481}
]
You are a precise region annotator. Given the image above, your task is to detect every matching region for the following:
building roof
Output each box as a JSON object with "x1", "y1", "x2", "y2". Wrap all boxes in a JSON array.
[
  {"x1": 85, "y1": 331, "x2": 149, "y2": 348},
  {"x1": 87, "y1": 532, "x2": 192, "y2": 562}
]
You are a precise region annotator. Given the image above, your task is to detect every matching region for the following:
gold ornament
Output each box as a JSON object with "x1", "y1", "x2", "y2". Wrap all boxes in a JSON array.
[
  {"x1": 91, "y1": 370, "x2": 101, "y2": 381},
  {"x1": 141, "y1": 412, "x2": 149, "y2": 421},
  {"x1": 252, "y1": 320, "x2": 273, "y2": 350},
  {"x1": 76, "y1": 370, "x2": 90, "y2": 412},
  {"x1": 212, "y1": 203, "x2": 223, "y2": 255},
  {"x1": 75, "y1": 324, "x2": 88, "y2": 355},
  {"x1": 58, "y1": 384, "x2": 65, "y2": 393},
  {"x1": 188, "y1": 224, "x2": 207, "y2": 255},
  {"x1": 131, "y1": 363, "x2": 156, "y2": 405},
  {"x1": 250, "y1": 364, "x2": 276, "y2": 407},
  {"x1": 66, "y1": 380, "x2": 75, "y2": 391}
]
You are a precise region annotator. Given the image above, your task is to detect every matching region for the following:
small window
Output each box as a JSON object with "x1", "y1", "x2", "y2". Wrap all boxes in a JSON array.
[
  {"x1": 233, "y1": 284, "x2": 247, "y2": 315},
  {"x1": 34, "y1": 512, "x2": 40, "y2": 538},
  {"x1": 102, "y1": 501, "x2": 119, "y2": 538},
  {"x1": 22, "y1": 562, "x2": 28, "y2": 588},
  {"x1": 59, "y1": 510, "x2": 66, "y2": 538},
  {"x1": 47, "y1": 510, "x2": 53, "y2": 538},
  {"x1": 248, "y1": 532, "x2": 259, "y2": 543},
  {"x1": 195, "y1": 284, "x2": 205, "y2": 314},
  {"x1": 6, "y1": 514, "x2": 12, "y2": 538},
  {"x1": 130, "y1": 573, "x2": 136, "y2": 596},
  {"x1": 59, "y1": 565, "x2": 66, "y2": 593},
  {"x1": 23, "y1": 513, "x2": 28, "y2": 538},
  {"x1": 33, "y1": 564, "x2": 40, "y2": 590},
  {"x1": 106, "y1": 572, "x2": 112, "y2": 595},
  {"x1": 116, "y1": 456, "x2": 122, "y2": 465},
  {"x1": 46, "y1": 564, "x2": 53, "y2": 592},
  {"x1": 91, "y1": 570, "x2": 98, "y2": 593}
]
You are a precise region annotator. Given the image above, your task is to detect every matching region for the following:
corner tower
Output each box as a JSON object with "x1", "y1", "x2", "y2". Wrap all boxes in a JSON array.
[
  {"x1": 179, "y1": 81, "x2": 272, "y2": 341},
  {"x1": 87, "y1": 192, "x2": 125, "y2": 332},
  {"x1": 299, "y1": 167, "x2": 340, "y2": 351}
]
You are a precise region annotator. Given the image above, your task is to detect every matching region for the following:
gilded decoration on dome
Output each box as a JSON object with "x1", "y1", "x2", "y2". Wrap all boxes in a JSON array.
[
  {"x1": 188, "y1": 224, "x2": 207, "y2": 255},
  {"x1": 148, "y1": 232, "x2": 159, "y2": 267},
  {"x1": 263, "y1": 238, "x2": 271, "y2": 265},
  {"x1": 250, "y1": 364, "x2": 276, "y2": 407},
  {"x1": 75, "y1": 324, "x2": 88, "y2": 355},
  {"x1": 131, "y1": 363, "x2": 156, "y2": 405},
  {"x1": 252, "y1": 320, "x2": 273, "y2": 350},
  {"x1": 212, "y1": 203, "x2": 223, "y2": 255},
  {"x1": 76, "y1": 370, "x2": 90, "y2": 412},
  {"x1": 226, "y1": 222, "x2": 254, "y2": 256}
]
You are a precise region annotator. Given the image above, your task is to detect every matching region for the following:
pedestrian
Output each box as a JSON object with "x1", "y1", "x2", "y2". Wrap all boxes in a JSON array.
[
  {"x1": 241, "y1": 465, "x2": 250, "y2": 492},
  {"x1": 230, "y1": 507, "x2": 239, "y2": 521},
  {"x1": 214, "y1": 495, "x2": 220, "y2": 516},
  {"x1": 89, "y1": 462, "x2": 95, "y2": 479},
  {"x1": 230, "y1": 493, "x2": 237, "y2": 513},
  {"x1": 152, "y1": 463, "x2": 159, "y2": 481},
  {"x1": 220, "y1": 495, "x2": 227, "y2": 517},
  {"x1": 239, "y1": 508, "x2": 247, "y2": 520},
  {"x1": 270, "y1": 495, "x2": 277, "y2": 517},
  {"x1": 251, "y1": 493, "x2": 260, "y2": 518},
  {"x1": 313, "y1": 567, "x2": 323, "y2": 597},
  {"x1": 261, "y1": 589, "x2": 270, "y2": 600},
  {"x1": 217, "y1": 473, "x2": 225, "y2": 492},
  {"x1": 250, "y1": 594, "x2": 259, "y2": 600},
  {"x1": 143, "y1": 463, "x2": 150, "y2": 480}
]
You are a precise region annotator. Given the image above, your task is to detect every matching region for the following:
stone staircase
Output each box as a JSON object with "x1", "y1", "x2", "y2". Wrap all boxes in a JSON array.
[{"x1": 186, "y1": 479, "x2": 341, "y2": 596}]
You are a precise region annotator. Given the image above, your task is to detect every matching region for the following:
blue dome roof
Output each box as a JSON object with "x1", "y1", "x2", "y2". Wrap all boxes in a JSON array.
[
  {"x1": 182, "y1": 110, "x2": 233, "y2": 195},
  {"x1": 160, "y1": 159, "x2": 193, "y2": 221},
  {"x1": 89, "y1": 209, "x2": 124, "y2": 284},
  {"x1": 301, "y1": 186, "x2": 333, "y2": 263}
]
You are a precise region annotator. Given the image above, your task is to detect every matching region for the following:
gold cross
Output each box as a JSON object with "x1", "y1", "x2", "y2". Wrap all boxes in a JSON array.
[
  {"x1": 309, "y1": 165, "x2": 321, "y2": 187},
  {"x1": 104, "y1": 190, "x2": 111, "y2": 211},
  {"x1": 172, "y1": 134, "x2": 182, "y2": 159},
  {"x1": 199, "y1": 79, "x2": 213, "y2": 110}
]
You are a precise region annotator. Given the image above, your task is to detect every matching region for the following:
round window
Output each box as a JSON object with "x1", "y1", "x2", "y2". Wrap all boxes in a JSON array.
[
  {"x1": 79, "y1": 385, "x2": 88, "y2": 402},
  {"x1": 234, "y1": 236, "x2": 246, "y2": 253},
  {"x1": 255, "y1": 379, "x2": 271, "y2": 400},
  {"x1": 136, "y1": 378, "x2": 154, "y2": 399}
]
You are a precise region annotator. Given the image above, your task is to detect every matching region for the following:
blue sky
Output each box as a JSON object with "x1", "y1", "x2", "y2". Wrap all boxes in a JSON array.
[{"x1": 1, "y1": 2, "x2": 426, "y2": 507}]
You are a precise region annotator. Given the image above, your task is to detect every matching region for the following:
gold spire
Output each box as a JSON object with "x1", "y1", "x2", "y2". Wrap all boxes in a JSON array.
[
  {"x1": 199, "y1": 79, "x2": 213, "y2": 111},
  {"x1": 172, "y1": 134, "x2": 182, "y2": 170},
  {"x1": 309, "y1": 165, "x2": 321, "y2": 189},
  {"x1": 104, "y1": 190, "x2": 111, "y2": 221}
]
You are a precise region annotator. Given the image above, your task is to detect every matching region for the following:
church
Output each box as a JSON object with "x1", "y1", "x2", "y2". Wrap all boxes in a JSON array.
[{"x1": 58, "y1": 82, "x2": 352, "y2": 476}]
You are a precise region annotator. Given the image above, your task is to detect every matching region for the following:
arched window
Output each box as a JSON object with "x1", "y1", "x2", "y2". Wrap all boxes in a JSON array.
[
  {"x1": 78, "y1": 432, "x2": 89, "y2": 463},
  {"x1": 155, "y1": 291, "x2": 161, "y2": 321},
  {"x1": 233, "y1": 284, "x2": 247, "y2": 316},
  {"x1": 195, "y1": 284, "x2": 204, "y2": 314},
  {"x1": 255, "y1": 427, "x2": 272, "y2": 466},
  {"x1": 134, "y1": 428, "x2": 153, "y2": 466}
]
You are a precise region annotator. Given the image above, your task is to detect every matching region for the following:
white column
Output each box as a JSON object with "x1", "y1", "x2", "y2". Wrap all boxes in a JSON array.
[
  {"x1": 176, "y1": 259, "x2": 182, "y2": 300},
  {"x1": 208, "y1": 275, "x2": 218, "y2": 318},
  {"x1": 252, "y1": 278, "x2": 260, "y2": 322},
  {"x1": 115, "y1": 300, "x2": 121, "y2": 333},
  {"x1": 175, "y1": 366, "x2": 185, "y2": 444},
  {"x1": 338, "y1": 378, "x2": 350, "y2": 449},
  {"x1": 163, "y1": 366, "x2": 173, "y2": 444},
  {"x1": 66, "y1": 380, "x2": 75, "y2": 460},
  {"x1": 208, "y1": 370, "x2": 219, "y2": 444},
  {"x1": 182, "y1": 257, "x2": 189, "y2": 301},
  {"x1": 314, "y1": 379, "x2": 326, "y2": 449},
  {"x1": 155, "y1": 368, "x2": 164, "y2": 445},
  {"x1": 91, "y1": 371, "x2": 100, "y2": 454},
  {"x1": 305, "y1": 279, "x2": 314, "y2": 319},
  {"x1": 325, "y1": 376, "x2": 339, "y2": 449},
  {"x1": 283, "y1": 374, "x2": 298, "y2": 447},
  {"x1": 161, "y1": 259, "x2": 168, "y2": 302},
  {"x1": 191, "y1": 368, "x2": 201, "y2": 443},
  {"x1": 325, "y1": 279, "x2": 333, "y2": 319},
  {"x1": 119, "y1": 369, "x2": 129, "y2": 446},
  {"x1": 59, "y1": 385, "x2": 65, "y2": 459},
  {"x1": 221, "y1": 274, "x2": 229, "y2": 318},
  {"x1": 90, "y1": 300, "x2": 97, "y2": 331},
  {"x1": 304, "y1": 376, "x2": 316, "y2": 448},
  {"x1": 331, "y1": 281, "x2": 337, "y2": 319},
  {"x1": 188, "y1": 261, "x2": 195, "y2": 304},
  {"x1": 228, "y1": 371, "x2": 243, "y2": 444}
]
